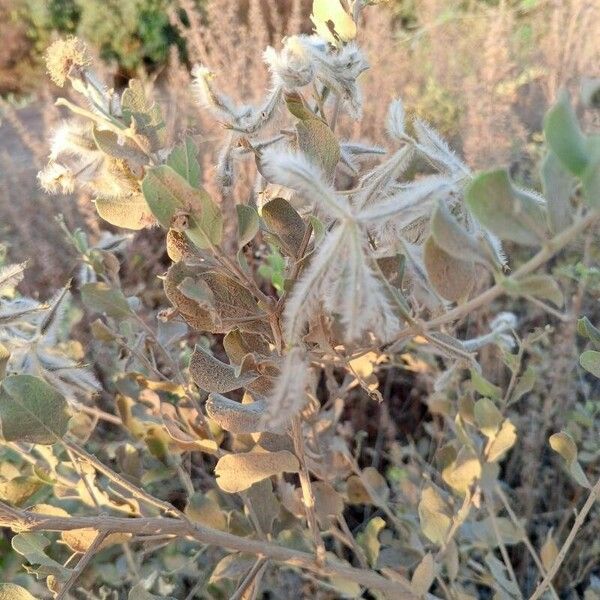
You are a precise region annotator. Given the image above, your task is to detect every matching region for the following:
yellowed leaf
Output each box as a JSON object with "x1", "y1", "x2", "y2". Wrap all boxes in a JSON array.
[{"x1": 215, "y1": 447, "x2": 299, "y2": 493}]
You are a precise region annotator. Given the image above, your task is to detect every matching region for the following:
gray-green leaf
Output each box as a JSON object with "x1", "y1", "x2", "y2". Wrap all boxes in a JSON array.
[
  {"x1": 81, "y1": 282, "x2": 133, "y2": 320},
  {"x1": 0, "y1": 375, "x2": 70, "y2": 444},
  {"x1": 465, "y1": 169, "x2": 546, "y2": 246}
]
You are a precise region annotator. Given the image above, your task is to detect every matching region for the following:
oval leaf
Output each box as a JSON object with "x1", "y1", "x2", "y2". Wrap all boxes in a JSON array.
[
  {"x1": 0, "y1": 375, "x2": 70, "y2": 444},
  {"x1": 214, "y1": 448, "x2": 299, "y2": 493}
]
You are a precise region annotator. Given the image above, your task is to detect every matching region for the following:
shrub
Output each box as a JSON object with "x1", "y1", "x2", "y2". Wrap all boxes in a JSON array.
[{"x1": 1, "y1": 1, "x2": 599, "y2": 598}]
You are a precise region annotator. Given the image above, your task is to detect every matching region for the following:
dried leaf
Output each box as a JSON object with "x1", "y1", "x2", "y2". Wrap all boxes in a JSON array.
[
  {"x1": 423, "y1": 235, "x2": 475, "y2": 302},
  {"x1": 540, "y1": 531, "x2": 559, "y2": 572},
  {"x1": 214, "y1": 447, "x2": 299, "y2": 493},
  {"x1": 94, "y1": 195, "x2": 153, "y2": 231},
  {"x1": 0, "y1": 584, "x2": 37, "y2": 600}
]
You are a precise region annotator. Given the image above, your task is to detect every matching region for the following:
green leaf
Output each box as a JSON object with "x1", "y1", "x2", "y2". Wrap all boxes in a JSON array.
[
  {"x1": 95, "y1": 195, "x2": 153, "y2": 231},
  {"x1": 356, "y1": 516, "x2": 385, "y2": 567},
  {"x1": 580, "y1": 350, "x2": 600, "y2": 378},
  {"x1": 577, "y1": 317, "x2": 600, "y2": 350},
  {"x1": 0, "y1": 375, "x2": 70, "y2": 444},
  {"x1": 510, "y1": 366, "x2": 536, "y2": 404},
  {"x1": 549, "y1": 431, "x2": 590, "y2": 488},
  {"x1": 167, "y1": 137, "x2": 202, "y2": 188},
  {"x1": 465, "y1": 169, "x2": 546, "y2": 246},
  {"x1": 206, "y1": 393, "x2": 268, "y2": 434},
  {"x1": 0, "y1": 584, "x2": 37, "y2": 600},
  {"x1": 189, "y1": 345, "x2": 258, "y2": 393},
  {"x1": 286, "y1": 92, "x2": 340, "y2": 178},
  {"x1": 210, "y1": 553, "x2": 255, "y2": 582},
  {"x1": 486, "y1": 420, "x2": 517, "y2": 463},
  {"x1": 142, "y1": 165, "x2": 223, "y2": 250},
  {"x1": 311, "y1": 0, "x2": 357, "y2": 45},
  {"x1": 543, "y1": 90, "x2": 588, "y2": 176},
  {"x1": 93, "y1": 127, "x2": 147, "y2": 165},
  {"x1": 474, "y1": 398, "x2": 503, "y2": 437},
  {"x1": 430, "y1": 200, "x2": 492, "y2": 268},
  {"x1": 236, "y1": 204, "x2": 259, "y2": 248},
  {"x1": 121, "y1": 79, "x2": 166, "y2": 152},
  {"x1": 262, "y1": 198, "x2": 307, "y2": 257},
  {"x1": 81, "y1": 282, "x2": 133, "y2": 320},
  {"x1": 470, "y1": 369, "x2": 502, "y2": 400},
  {"x1": 582, "y1": 135, "x2": 600, "y2": 208},
  {"x1": 549, "y1": 431, "x2": 577, "y2": 463},
  {"x1": 541, "y1": 151, "x2": 574, "y2": 233},
  {"x1": 442, "y1": 446, "x2": 481, "y2": 494},
  {"x1": 185, "y1": 491, "x2": 227, "y2": 531},
  {"x1": 128, "y1": 583, "x2": 176, "y2": 600},
  {"x1": 505, "y1": 274, "x2": 564, "y2": 307},
  {"x1": 418, "y1": 486, "x2": 452, "y2": 545},
  {"x1": 12, "y1": 532, "x2": 70, "y2": 581}
]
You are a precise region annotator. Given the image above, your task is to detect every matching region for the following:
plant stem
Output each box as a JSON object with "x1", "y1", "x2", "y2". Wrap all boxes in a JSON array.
[
  {"x1": 292, "y1": 416, "x2": 326, "y2": 566},
  {"x1": 529, "y1": 475, "x2": 600, "y2": 600},
  {"x1": 0, "y1": 501, "x2": 429, "y2": 599},
  {"x1": 388, "y1": 210, "x2": 599, "y2": 350}
]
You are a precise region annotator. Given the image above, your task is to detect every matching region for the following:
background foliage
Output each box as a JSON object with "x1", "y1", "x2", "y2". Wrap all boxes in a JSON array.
[{"x1": 0, "y1": 1, "x2": 599, "y2": 599}]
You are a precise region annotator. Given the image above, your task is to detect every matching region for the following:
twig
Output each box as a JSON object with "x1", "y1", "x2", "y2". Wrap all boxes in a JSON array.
[
  {"x1": 0, "y1": 502, "x2": 428, "y2": 599},
  {"x1": 56, "y1": 530, "x2": 108, "y2": 600},
  {"x1": 494, "y1": 485, "x2": 560, "y2": 600},
  {"x1": 529, "y1": 475, "x2": 600, "y2": 600},
  {"x1": 292, "y1": 416, "x2": 326, "y2": 565},
  {"x1": 229, "y1": 557, "x2": 268, "y2": 600},
  {"x1": 387, "y1": 211, "x2": 599, "y2": 350},
  {"x1": 487, "y1": 502, "x2": 523, "y2": 600}
]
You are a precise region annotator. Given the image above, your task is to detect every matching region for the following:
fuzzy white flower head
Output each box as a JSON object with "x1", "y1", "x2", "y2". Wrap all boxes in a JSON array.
[
  {"x1": 264, "y1": 36, "x2": 315, "y2": 90},
  {"x1": 38, "y1": 162, "x2": 76, "y2": 194},
  {"x1": 191, "y1": 64, "x2": 238, "y2": 120},
  {"x1": 311, "y1": 42, "x2": 368, "y2": 118},
  {"x1": 49, "y1": 120, "x2": 95, "y2": 161}
]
